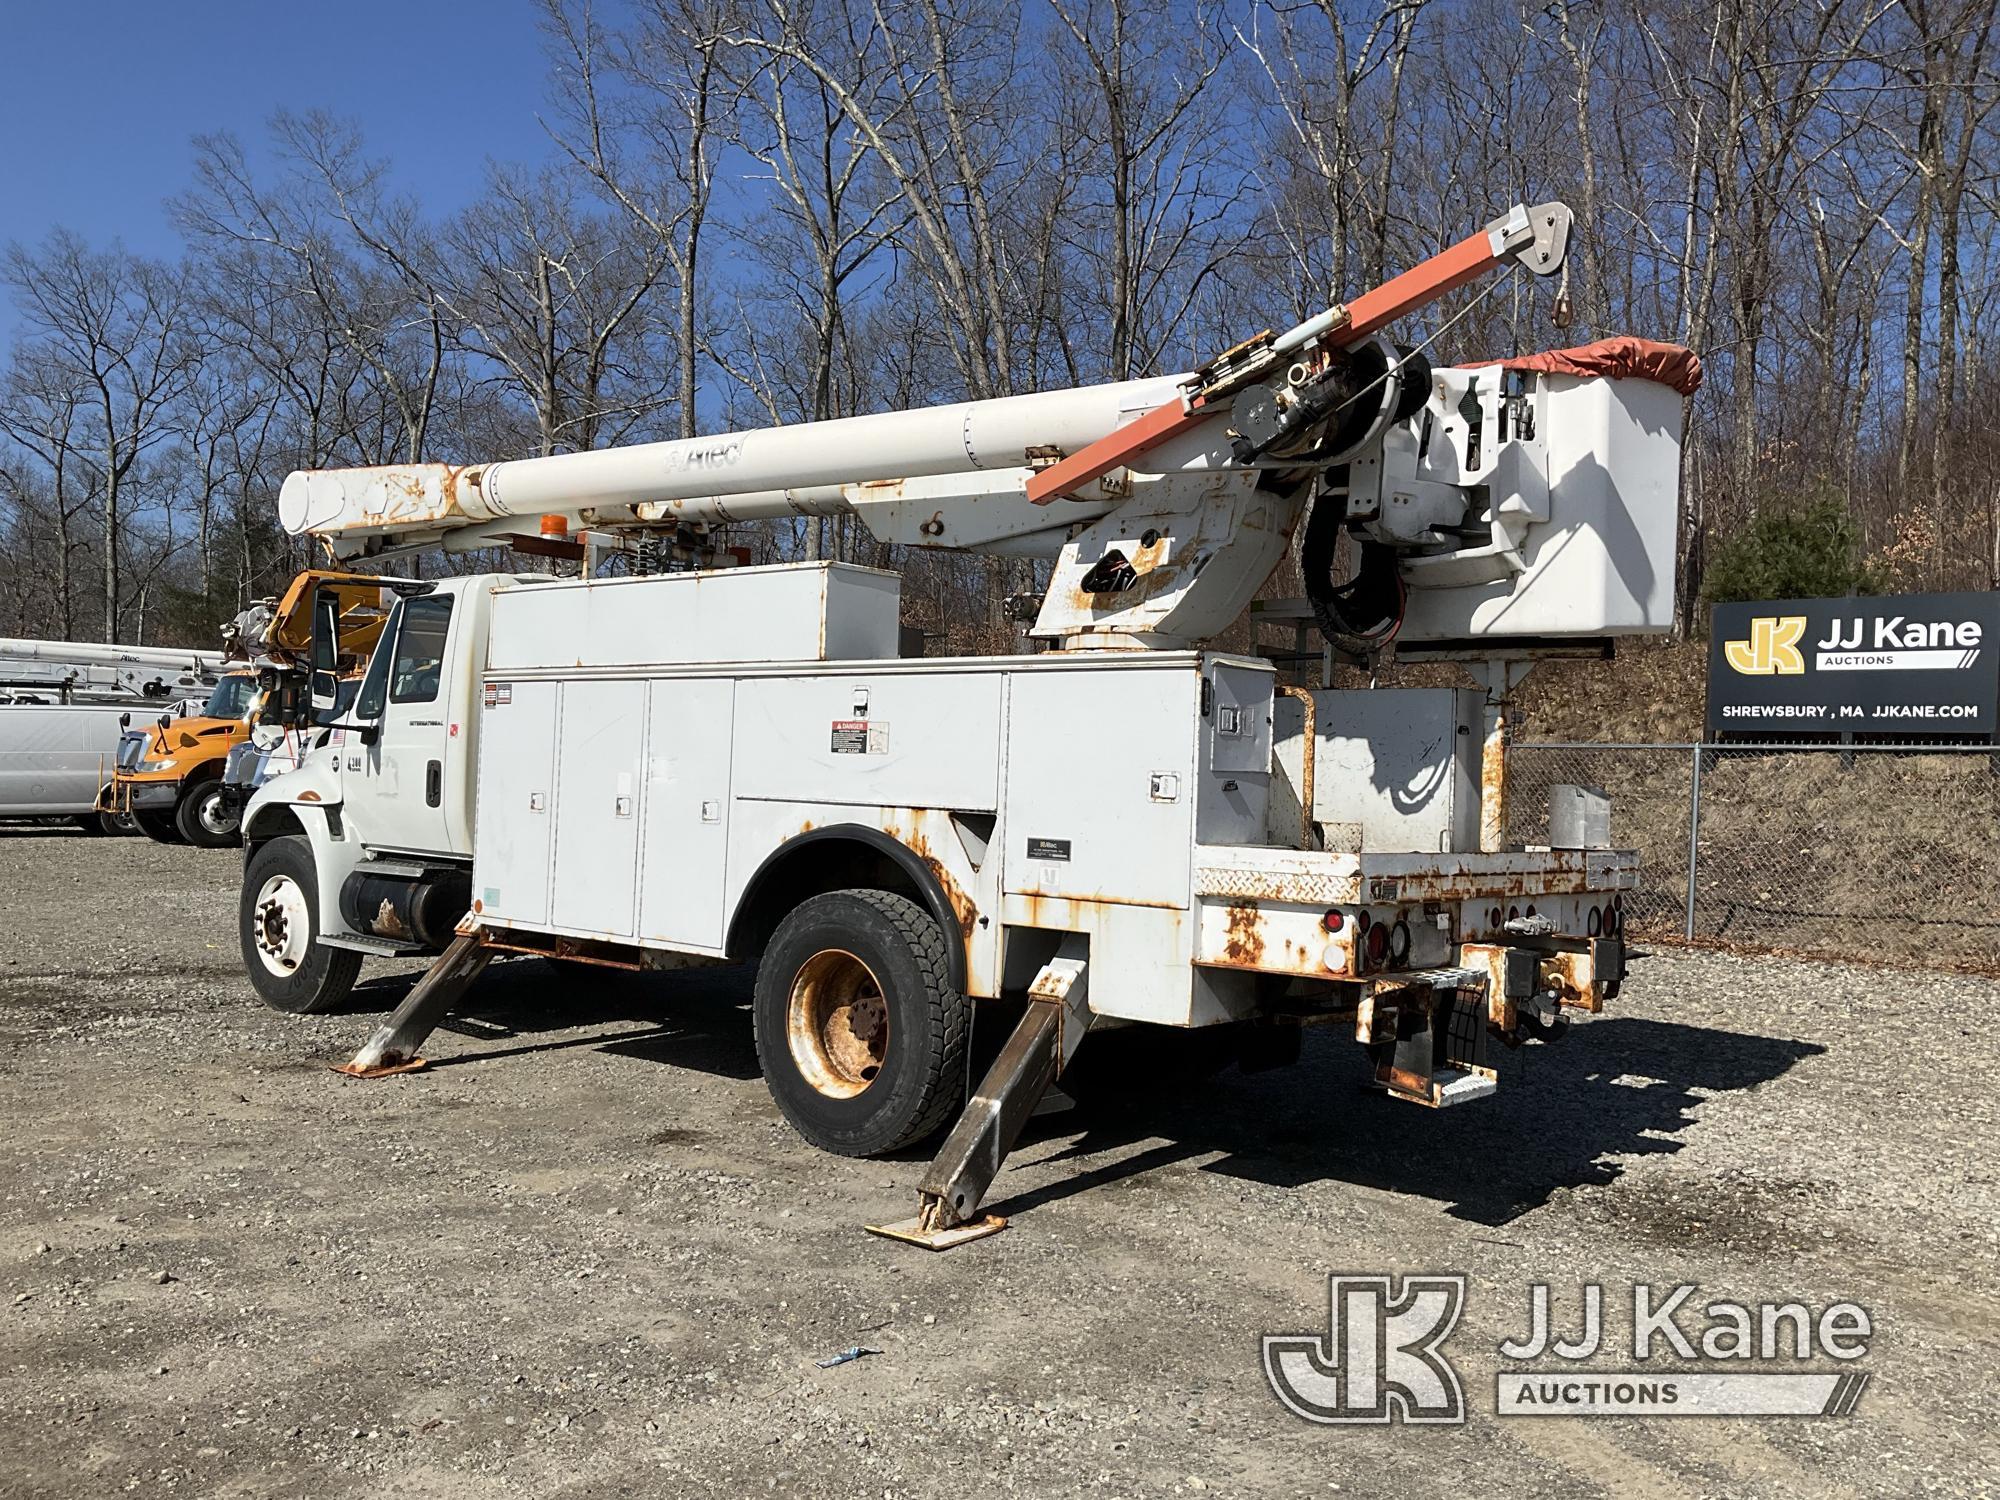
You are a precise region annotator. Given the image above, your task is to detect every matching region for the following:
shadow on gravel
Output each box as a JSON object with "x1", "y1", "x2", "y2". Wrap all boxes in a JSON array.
[
  {"x1": 305, "y1": 952, "x2": 1824, "y2": 1227},
  {"x1": 333, "y1": 956, "x2": 764, "y2": 1080},
  {"x1": 996, "y1": 1018, "x2": 1826, "y2": 1227}
]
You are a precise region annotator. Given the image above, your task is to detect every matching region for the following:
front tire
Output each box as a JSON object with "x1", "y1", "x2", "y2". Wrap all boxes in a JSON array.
[
  {"x1": 240, "y1": 835, "x2": 362, "y2": 1014},
  {"x1": 753, "y1": 889, "x2": 969, "y2": 1157},
  {"x1": 175, "y1": 779, "x2": 241, "y2": 848}
]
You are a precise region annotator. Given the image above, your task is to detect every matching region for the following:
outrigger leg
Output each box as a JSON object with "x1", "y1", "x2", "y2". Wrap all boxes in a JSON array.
[
  {"x1": 333, "y1": 928, "x2": 494, "y2": 1078},
  {"x1": 869, "y1": 939, "x2": 1092, "y2": 1250}
]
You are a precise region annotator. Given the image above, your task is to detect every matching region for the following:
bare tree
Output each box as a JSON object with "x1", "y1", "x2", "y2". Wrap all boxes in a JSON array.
[{"x1": 2, "y1": 233, "x2": 192, "y2": 641}]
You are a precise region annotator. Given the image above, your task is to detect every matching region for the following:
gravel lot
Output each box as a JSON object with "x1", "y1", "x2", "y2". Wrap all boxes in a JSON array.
[{"x1": 1, "y1": 829, "x2": 1994, "y2": 1498}]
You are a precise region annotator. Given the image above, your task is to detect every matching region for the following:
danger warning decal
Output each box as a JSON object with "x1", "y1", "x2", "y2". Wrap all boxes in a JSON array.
[{"x1": 830, "y1": 719, "x2": 890, "y2": 754}]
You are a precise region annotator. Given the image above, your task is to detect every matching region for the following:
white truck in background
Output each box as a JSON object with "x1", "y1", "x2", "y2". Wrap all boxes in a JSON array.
[
  {"x1": 0, "y1": 638, "x2": 226, "y2": 832},
  {"x1": 0, "y1": 637, "x2": 223, "y2": 707},
  {"x1": 0, "y1": 703, "x2": 141, "y2": 833},
  {"x1": 240, "y1": 204, "x2": 1687, "y2": 1244}
]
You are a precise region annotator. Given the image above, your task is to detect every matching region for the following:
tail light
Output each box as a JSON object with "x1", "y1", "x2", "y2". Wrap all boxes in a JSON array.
[
  {"x1": 1364, "y1": 923, "x2": 1389, "y2": 967},
  {"x1": 1388, "y1": 920, "x2": 1411, "y2": 964},
  {"x1": 1587, "y1": 905, "x2": 1602, "y2": 936},
  {"x1": 1321, "y1": 909, "x2": 1344, "y2": 933}
]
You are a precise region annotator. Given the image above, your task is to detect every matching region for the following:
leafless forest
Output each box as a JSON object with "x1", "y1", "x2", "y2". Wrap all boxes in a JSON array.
[{"x1": 2, "y1": 0, "x2": 1995, "y2": 652}]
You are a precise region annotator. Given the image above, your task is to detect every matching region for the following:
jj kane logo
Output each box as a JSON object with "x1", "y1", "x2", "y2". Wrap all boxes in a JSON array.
[
  {"x1": 1265, "y1": 1277, "x2": 1872, "y2": 1425},
  {"x1": 1724, "y1": 612, "x2": 1984, "y2": 676},
  {"x1": 1722, "y1": 616, "x2": 1807, "y2": 675},
  {"x1": 1263, "y1": 1275, "x2": 1467, "y2": 1424}
]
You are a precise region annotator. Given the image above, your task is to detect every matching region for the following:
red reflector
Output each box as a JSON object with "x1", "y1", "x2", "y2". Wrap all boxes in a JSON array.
[
  {"x1": 1365, "y1": 925, "x2": 1389, "y2": 963},
  {"x1": 1321, "y1": 909, "x2": 1344, "y2": 933},
  {"x1": 1489, "y1": 906, "x2": 1502, "y2": 930}
]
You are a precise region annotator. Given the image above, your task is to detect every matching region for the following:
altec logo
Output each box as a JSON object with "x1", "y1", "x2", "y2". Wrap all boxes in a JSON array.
[{"x1": 1724, "y1": 616, "x2": 1807, "y2": 675}]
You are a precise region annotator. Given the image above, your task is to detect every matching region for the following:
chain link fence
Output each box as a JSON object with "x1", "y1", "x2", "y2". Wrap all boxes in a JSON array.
[{"x1": 1507, "y1": 742, "x2": 2000, "y2": 974}]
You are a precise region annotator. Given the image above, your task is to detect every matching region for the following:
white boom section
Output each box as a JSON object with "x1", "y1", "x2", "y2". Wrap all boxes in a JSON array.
[
  {"x1": 274, "y1": 201, "x2": 1681, "y2": 651},
  {"x1": 279, "y1": 375, "x2": 1187, "y2": 547},
  {"x1": 0, "y1": 637, "x2": 226, "y2": 704}
]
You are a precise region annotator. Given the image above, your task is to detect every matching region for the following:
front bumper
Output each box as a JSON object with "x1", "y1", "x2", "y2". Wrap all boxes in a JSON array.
[{"x1": 96, "y1": 776, "x2": 181, "y2": 814}]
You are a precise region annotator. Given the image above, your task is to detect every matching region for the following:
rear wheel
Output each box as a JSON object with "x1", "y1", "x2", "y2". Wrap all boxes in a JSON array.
[
  {"x1": 134, "y1": 809, "x2": 183, "y2": 844},
  {"x1": 240, "y1": 835, "x2": 362, "y2": 1014},
  {"x1": 753, "y1": 889, "x2": 969, "y2": 1157},
  {"x1": 174, "y1": 779, "x2": 240, "y2": 848}
]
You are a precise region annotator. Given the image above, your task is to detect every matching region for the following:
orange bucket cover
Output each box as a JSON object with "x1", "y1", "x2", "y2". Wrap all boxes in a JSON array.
[{"x1": 1463, "y1": 335, "x2": 1702, "y2": 396}]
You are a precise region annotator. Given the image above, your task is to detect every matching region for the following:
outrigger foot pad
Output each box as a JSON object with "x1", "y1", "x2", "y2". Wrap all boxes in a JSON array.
[
  {"x1": 331, "y1": 1057, "x2": 430, "y2": 1079},
  {"x1": 864, "y1": 1211, "x2": 1008, "y2": 1251}
]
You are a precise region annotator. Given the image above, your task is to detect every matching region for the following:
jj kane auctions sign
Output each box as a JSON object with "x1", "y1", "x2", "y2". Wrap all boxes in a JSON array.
[{"x1": 1707, "y1": 592, "x2": 2000, "y2": 738}]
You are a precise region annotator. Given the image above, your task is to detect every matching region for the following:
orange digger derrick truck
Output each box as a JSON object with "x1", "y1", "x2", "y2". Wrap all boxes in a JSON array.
[
  {"x1": 243, "y1": 202, "x2": 1696, "y2": 1245},
  {"x1": 100, "y1": 571, "x2": 396, "y2": 847}
]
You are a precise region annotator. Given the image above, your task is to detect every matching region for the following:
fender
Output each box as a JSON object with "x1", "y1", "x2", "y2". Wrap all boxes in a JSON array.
[
  {"x1": 242, "y1": 751, "x2": 365, "y2": 938},
  {"x1": 729, "y1": 823, "x2": 970, "y2": 994}
]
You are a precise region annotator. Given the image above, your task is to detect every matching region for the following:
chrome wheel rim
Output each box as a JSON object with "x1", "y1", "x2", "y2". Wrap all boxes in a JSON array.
[
  {"x1": 196, "y1": 787, "x2": 238, "y2": 838},
  {"x1": 252, "y1": 873, "x2": 312, "y2": 977}
]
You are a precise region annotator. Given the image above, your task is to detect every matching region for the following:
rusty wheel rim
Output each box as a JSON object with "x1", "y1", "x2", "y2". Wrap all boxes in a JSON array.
[{"x1": 786, "y1": 949, "x2": 890, "y2": 1099}]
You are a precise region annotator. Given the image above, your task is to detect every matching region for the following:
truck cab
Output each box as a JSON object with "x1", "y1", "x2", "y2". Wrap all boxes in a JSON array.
[
  {"x1": 238, "y1": 576, "x2": 539, "y2": 1010},
  {"x1": 99, "y1": 671, "x2": 261, "y2": 847}
]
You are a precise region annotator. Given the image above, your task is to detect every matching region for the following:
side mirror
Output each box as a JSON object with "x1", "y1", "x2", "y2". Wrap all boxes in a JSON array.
[{"x1": 309, "y1": 590, "x2": 341, "y2": 716}]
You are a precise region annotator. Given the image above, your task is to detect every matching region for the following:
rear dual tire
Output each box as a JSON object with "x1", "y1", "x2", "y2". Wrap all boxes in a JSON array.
[{"x1": 753, "y1": 889, "x2": 969, "y2": 1158}]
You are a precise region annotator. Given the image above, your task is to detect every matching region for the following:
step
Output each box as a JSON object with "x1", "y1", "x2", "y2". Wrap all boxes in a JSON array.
[
  {"x1": 354, "y1": 857, "x2": 463, "y2": 880},
  {"x1": 319, "y1": 932, "x2": 428, "y2": 958}
]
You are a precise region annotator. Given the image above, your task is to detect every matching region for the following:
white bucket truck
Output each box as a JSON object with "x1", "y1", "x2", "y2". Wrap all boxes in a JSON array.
[{"x1": 239, "y1": 204, "x2": 1685, "y2": 1243}]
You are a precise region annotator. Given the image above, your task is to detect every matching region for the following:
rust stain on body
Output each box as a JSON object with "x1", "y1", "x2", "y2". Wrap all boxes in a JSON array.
[{"x1": 1222, "y1": 901, "x2": 1265, "y2": 966}]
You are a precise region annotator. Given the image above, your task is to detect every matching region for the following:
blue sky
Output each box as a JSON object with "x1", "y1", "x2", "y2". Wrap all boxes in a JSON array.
[{"x1": 0, "y1": 1, "x2": 559, "y2": 303}]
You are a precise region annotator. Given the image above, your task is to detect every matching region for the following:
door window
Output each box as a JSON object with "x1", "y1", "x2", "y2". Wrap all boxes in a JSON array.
[{"x1": 389, "y1": 595, "x2": 454, "y2": 705}]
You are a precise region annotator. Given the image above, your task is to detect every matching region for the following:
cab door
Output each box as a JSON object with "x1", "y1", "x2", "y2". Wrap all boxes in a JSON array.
[{"x1": 341, "y1": 593, "x2": 456, "y2": 854}]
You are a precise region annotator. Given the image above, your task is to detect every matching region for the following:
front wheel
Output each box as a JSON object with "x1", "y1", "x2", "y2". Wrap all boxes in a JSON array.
[
  {"x1": 175, "y1": 779, "x2": 241, "y2": 848},
  {"x1": 752, "y1": 889, "x2": 969, "y2": 1157},
  {"x1": 240, "y1": 835, "x2": 362, "y2": 1014}
]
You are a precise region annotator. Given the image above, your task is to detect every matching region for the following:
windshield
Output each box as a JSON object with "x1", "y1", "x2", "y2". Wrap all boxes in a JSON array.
[{"x1": 202, "y1": 674, "x2": 259, "y2": 721}]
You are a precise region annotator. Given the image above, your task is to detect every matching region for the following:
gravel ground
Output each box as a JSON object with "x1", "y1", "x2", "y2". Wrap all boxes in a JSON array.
[{"x1": 1, "y1": 829, "x2": 1994, "y2": 1498}]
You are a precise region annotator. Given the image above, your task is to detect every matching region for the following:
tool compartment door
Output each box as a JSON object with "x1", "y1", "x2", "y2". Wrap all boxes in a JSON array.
[
  {"x1": 550, "y1": 679, "x2": 647, "y2": 938},
  {"x1": 1003, "y1": 666, "x2": 1195, "y2": 909},
  {"x1": 473, "y1": 679, "x2": 559, "y2": 927},
  {"x1": 638, "y1": 678, "x2": 735, "y2": 949}
]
